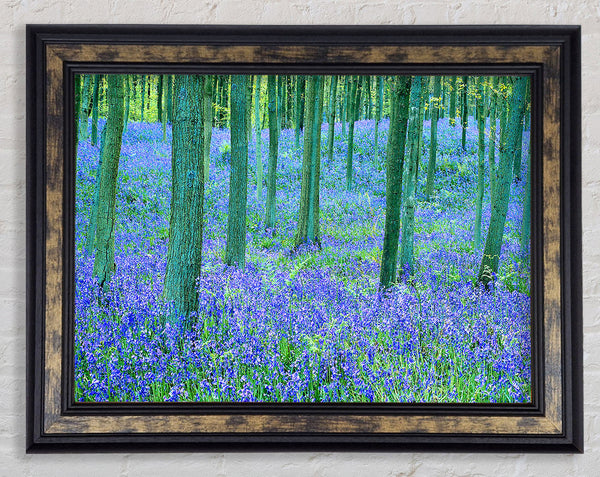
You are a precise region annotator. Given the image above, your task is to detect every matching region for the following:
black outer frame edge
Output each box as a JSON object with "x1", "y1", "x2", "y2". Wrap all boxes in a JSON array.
[
  {"x1": 25, "y1": 24, "x2": 583, "y2": 452},
  {"x1": 26, "y1": 432, "x2": 583, "y2": 454},
  {"x1": 25, "y1": 25, "x2": 47, "y2": 453},
  {"x1": 560, "y1": 26, "x2": 583, "y2": 453},
  {"x1": 26, "y1": 24, "x2": 580, "y2": 46}
]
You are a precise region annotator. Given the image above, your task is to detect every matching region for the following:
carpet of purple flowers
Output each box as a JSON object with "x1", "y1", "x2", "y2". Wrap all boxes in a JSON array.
[{"x1": 75, "y1": 116, "x2": 531, "y2": 403}]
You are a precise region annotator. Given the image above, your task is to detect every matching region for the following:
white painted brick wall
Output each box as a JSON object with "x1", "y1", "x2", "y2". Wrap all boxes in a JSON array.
[{"x1": 1, "y1": 1, "x2": 596, "y2": 475}]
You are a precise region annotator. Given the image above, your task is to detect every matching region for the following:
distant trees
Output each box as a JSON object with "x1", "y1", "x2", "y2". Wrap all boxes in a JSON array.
[
  {"x1": 163, "y1": 75, "x2": 205, "y2": 319},
  {"x1": 77, "y1": 71, "x2": 532, "y2": 313}
]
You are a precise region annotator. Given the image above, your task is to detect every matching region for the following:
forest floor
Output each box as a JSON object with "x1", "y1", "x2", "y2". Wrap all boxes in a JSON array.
[{"x1": 75, "y1": 117, "x2": 531, "y2": 403}]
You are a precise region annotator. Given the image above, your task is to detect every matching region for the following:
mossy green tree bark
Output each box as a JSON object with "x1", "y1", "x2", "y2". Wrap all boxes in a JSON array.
[
  {"x1": 225, "y1": 75, "x2": 249, "y2": 268},
  {"x1": 326, "y1": 75, "x2": 338, "y2": 164},
  {"x1": 265, "y1": 75, "x2": 279, "y2": 230},
  {"x1": 374, "y1": 76, "x2": 384, "y2": 167},
  {"x1": 345, "y1": 76, "x2": 359, "y2": 191},
  {"x1": 294, "y1": 75, "x2": 324, "y2": 247},
  {"x1": 140, "y1": 75, "x2": 146, "y2": 122},
  {"x1": 254, "y1": 75, "x2": 264, "y2": 200},
  {"x1": 477, "y1": 76, "x2": 529, "y2": 286},
  {"x1": 520, "y1": 153, "x2": 531, "y2": 264},
  {"x1": 92, "y1": 75, "x2": 125, "y2": 289},
  {"x1": 425, "y1": 75, "x2": 441, "y2": 201},
  {"x1": 449, "y1": 76, "x2": 457, "y2": 126},
  {"x1": 460, "y1": 76, "x2": 469, "y2": 151},
  {"x1": 488, "y1": 76, "x2": 499, "y2": 201},
  {"x1": 163, "y1": 75, "x2": 205, "y2": 320},
  {"x1": 379, "y1": 76, "x2": 411, "y2": 289},
  {"x1": 474, "y1": 77, "x2": 486, "y2": 249},
  {"x1": 294, "y1": 76, "x2": 305, "y2": 149},
  {"x1": 202, "y1": 76, "x2": 213, "y2": 182},
  {"x1": 399, "y1": 76, "x2": 424, "y2": 277},
  {"x1": 78, "y1": 74, "x2": 91, "y2": 141},
  {"x1": 91, "y1": 74, "x2": 100, "y2": 146}
]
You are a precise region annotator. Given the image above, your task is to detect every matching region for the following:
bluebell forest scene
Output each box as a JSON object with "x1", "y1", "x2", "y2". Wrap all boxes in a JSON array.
[{"x1": 75, "y1": 73, "x2": 531, "y2": 403}]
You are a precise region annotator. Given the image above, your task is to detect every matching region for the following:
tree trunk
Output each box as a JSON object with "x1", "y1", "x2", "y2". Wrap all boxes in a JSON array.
[
  {"x1": 326, "y1": 75, "x2": 338, "y2": 164},
  {"x1": 294, "y1": 76, "x2": 305, "y2": 149},
  {"x1": 140, "y1": 75, "x2": 146, "y2": 122},
  {"x1": 477, "y1": 76, "x2": 529, "y2": 286},
  {"x1": 202, "y1": 76, "x2": 213, "y2": 183},
  {"x1": 474, "y1": 77, "x2": 486, "y2": 249},
  {"x1": 225, "y1": 75, "x2": 249, "y2": 268},
  {"x1": 379, "y1": 76, "x2": 411, "y2": 289},
  {"x1": 399, "y1": 76, "x2": 424, "y2": 277},
  {"x1": 265, "y1": 75, "x2": 279, "y2": 230},
  {"x1": 163, "y1": 75, "x2": 205, "y2": 320},
  {"x1": 374, "y1": 76, "x2": 384, "y2": 167},
  {"x1": 78, "y1": 75, "x2": 91, "y2": 141},
  {"x1": 157, "y1": 75, "x2": 163, "y2": 126},
  {"x1": 488, "y1": 76, "x2": 498, "y2": 201},
  {"x1": 461, "y1": 76, "x2": 468, "y2": 150},
  {"x1": 449, "y1": 76, "x2": 457, "y2": 126},
  {"x1": 92, "y1": 75, "x2": 125, "y2": 289},
  {"x1": 520, "y1": 152, "x2": 531, "y2": 264},
  {"x1": 255, "y1": 75, "x2": 263, "y2": 200},
  {"x1": 425, "y1": 76, "x2": 441, "y2": 201},
  {"x1": 345, "y1": 76, "x2": 359, "y2": 191},
  {"x1": 166, "y1": 75, "x2": 173, "y2": 124},
  {"x1": 91, "y1": 74, "x2": 100, "y2": 146},
  {"x1": 294, "y1": 75, "x2": 324, "y2": 248},
  {"x1": 341, "y1": 77, "x2": 348, "y2": 137},
  {"x1": 512, "y1": 79, "x2": 528, "y2": 182}
]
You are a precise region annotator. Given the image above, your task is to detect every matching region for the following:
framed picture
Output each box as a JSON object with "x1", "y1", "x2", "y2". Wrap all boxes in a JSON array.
[{"x1": 26, "y1": 25, "x2": 582, "y2": 452}]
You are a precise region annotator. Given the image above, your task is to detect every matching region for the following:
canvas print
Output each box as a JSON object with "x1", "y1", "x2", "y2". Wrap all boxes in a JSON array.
[{"x1": 74, "y1": 74, "x2": 531, "y2": 403}]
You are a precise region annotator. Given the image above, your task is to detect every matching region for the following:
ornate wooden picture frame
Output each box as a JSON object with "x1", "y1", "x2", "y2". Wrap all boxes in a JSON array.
[{"x1": 26, "y1": 25, "x2": 582, "y2": 452}]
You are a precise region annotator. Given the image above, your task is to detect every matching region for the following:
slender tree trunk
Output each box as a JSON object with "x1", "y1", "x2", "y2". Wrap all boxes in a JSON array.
[
  {"x1": 461, "y1": 76, "x2": 468, "y2": 150},
  {"x1": 166, "y1": 75, "x2": 173, "y2": 124},
  {"x1": 163, "y1": 75, "x2": 205, "y2": 320},
  {"x1": 488, "y1": 76, "x2": 498, "y2": 201},
  {"x1": 92, "y1": 75, "x2": 125, "y2": 289},
  {"x1": 512, "y1": 79, "x2": 528, "y2": 182},
  {"x1": 345, "y1": 76, "x2": 359, "y2": 191},
  {"x1": 474, "y1": 77, "x2": 486, "y2": 249},
  {"x1": 202, "y1": 76, "x2": 213, "y2": 183},
  {"x1": 294, "y1": 75, "x2": 324, "y2": 247},
  {"x1": 91, "y1": 74, "x2": 100, "y2": 146},
  {"x1": 140, "y1": 75, "x2": 146, "y2": 122},
  {"x1": 449, "y1": 76, "x2": 457, "y2": 126},
  {"x1": 326, "y1": 75, "x2": 338, "y2": 164},
  {"x1": 399, "y1": 76, "x2": 424, "y2": 277},
  {"x1": 379, "y1": 76, "x2": 411, "y2": 289},
  {"x1": 254, "y1": 75, "x2": 263, "y2": 200},
  {"x1": 341, "y1": 77, "x2": 348, "y2": 137},
  {"x1": 477, "y1": 76, "x2": 529, "y2": 286},
  {"x1": 78, "y1": 75, "x2": 91, "y2": 141},
  {"x1": 374, "y1": 76, "x2": 384, "y2": 167},
  {"x1": 157, "y1": 75, "x2": 163, "y2": 127},
  {"x1": 265, "y1": 75, "x2": 279, "y2": 230},
  {"x1": 520, "y1": 151, "x2": 531, "y2": 264},
  {"x1": 122, "y1": 75, "x2": 130, "y2": 136},
  {"x1": 425, "y1": 76, "x2": 441, "y2": 201},
  {"x1": 225, "y1": 75, "x2": 249, "y2": 268},
  {"x1": 294, "y1": 76, "x2": 305, "y2": 149},
  {"x1": 84, "y1": 126, "x2": 104, "y2": 256}
]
